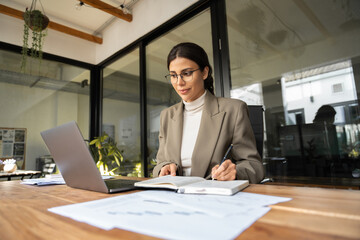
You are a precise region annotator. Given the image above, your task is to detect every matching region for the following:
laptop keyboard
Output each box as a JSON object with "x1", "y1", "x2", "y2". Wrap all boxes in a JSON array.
[{"x1": 104, "y1": 179, "x2": 139, "y2": 189}]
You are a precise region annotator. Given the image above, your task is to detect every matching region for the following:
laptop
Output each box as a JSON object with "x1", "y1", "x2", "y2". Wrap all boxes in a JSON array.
[{"x1": 40, "y1": 121, "x2": 139, "y2": 193}]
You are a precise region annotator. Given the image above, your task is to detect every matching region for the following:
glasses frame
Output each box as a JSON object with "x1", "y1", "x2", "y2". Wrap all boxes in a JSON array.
[{"x1": 165, "y1": 68, "x2": 201, "y2": 84}]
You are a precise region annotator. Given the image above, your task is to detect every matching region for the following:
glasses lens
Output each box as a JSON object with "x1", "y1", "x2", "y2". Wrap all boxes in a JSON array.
[
  {"x1": 182, "y1": 71, "x2": 193, "y2": 82},
  {"x1": 165, "y1": 74, "x2": 178, "y2": 83},
  {"x1": 166, "y1": 69, "x2": 198, "y2": 83},
  {"x1": 165, "y1": 75, "x2": 173, "y2": 82}
]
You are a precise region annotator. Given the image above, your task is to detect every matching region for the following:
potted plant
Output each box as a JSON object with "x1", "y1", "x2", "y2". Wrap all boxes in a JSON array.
[
  {"x1": 21, "y1": 0, "x2": 49, "y2": 72},
  {"x1": 89, "y1": 133, "x2": 123, "y2": 176}
]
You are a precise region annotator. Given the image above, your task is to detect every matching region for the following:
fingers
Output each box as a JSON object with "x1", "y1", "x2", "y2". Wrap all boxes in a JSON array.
[
  {"x1": 211, "y1": 165, "x2": 219, "y2": 177},
  {"x1": 212, "y1": 160, "x2": 236, "y2": 181},
  {"x1": 159, "y1": 163, "x2": 177, "y2": 176},
  {"x1": 159, "y1": 165, "x2": 169, "y2": 176},
  {"x1": 170, "y1": 163, "x2": 177, "y2": 176}
]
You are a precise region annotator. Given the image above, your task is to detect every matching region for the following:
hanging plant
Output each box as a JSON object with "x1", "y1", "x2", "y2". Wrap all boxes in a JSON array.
[{"x1": 21, "y1": 0, "x2": 49, "y2": 73}]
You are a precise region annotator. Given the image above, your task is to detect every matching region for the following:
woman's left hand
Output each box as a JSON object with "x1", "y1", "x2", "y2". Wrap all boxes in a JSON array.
[{"x1": 211, "y1": 159, "x2": 236, "y2": 181}]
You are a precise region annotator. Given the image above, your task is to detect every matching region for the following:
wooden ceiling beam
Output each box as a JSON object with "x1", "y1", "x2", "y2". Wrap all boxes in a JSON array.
[
  {"x1": 79, "y1": 0, "x2": 132, "y2": 22},
  {"x1": 0, "y1": 4, "x2": 103, "y2": 44}
]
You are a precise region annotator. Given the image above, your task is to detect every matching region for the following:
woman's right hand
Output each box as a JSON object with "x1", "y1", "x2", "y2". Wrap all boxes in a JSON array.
[{"x1": 159, "y1": 163, "x2": 177, "y2": 176}]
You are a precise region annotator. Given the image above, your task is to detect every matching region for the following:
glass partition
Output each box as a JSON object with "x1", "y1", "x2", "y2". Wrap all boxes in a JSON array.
[
  {"x1": 0, "y1": 49, "x2": 90, "y2": 172},
  {"x1": 102, "y1": 48, "x2": 142, "y2": 177},
  {"x1": 226, "y1": 0, "x2": 360, "y2": 187}
]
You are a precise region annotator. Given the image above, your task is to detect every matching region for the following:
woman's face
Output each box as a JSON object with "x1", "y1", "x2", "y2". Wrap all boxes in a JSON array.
[{"x1": 169, "y1": 57, "x2": 208, "y2": 102}]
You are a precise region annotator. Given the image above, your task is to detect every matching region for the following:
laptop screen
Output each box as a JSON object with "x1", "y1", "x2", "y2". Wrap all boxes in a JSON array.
[{"x1": 41, "y1": 121, "x2": 109, "y2": 193}]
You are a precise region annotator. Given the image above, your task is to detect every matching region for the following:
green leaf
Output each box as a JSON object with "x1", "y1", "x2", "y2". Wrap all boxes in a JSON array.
[
  {"x1": 114, "y1": 156, "x2": 120, "y2": 166},
  {"x1": 100, "y1": 134, "x2": 108, "y2": 142},
  {"x1": 96, "y1": 160, "x2": 102, "y2": 168},
  {"x1": 115, "y1": 152, "x2": 124, "y2": 162},
  {"x1": 90, "y1": 133, "x2": 125, "y2": 175},
  {"x1": 107, "y1": 149, "x2": 115, "y2": 156}
]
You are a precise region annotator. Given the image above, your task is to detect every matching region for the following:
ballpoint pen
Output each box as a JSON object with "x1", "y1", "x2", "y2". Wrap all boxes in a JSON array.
[
  {"x1": 220, "y1": 144, "x2": 233, "y2": 166},
  {"x1": 212, "y1": 144, "x2": 233, "y2": 180}
]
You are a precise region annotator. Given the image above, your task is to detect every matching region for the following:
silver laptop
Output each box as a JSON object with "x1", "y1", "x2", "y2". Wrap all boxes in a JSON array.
[{"x1": 40, "y1": 121, "x2": 139, "y2": 193}]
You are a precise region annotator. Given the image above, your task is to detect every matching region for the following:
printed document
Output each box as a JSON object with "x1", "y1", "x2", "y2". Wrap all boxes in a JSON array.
[{"x1": 49, "y1": 190, "x2": 291, "y2": 240}]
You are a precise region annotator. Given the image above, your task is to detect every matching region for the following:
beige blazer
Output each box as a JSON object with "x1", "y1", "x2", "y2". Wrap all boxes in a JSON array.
[{"x1": 153, "y1": 90, "x2": 265, "y2": 183}]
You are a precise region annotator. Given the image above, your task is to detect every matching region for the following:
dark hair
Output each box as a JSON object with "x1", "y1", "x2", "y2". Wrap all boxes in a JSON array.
[
  {"x1": 167, "y1": 42, "x2": 214, "y2": 95},
  {"x1": 313, "y1": 105, "x2": 336, "y2": 124}
]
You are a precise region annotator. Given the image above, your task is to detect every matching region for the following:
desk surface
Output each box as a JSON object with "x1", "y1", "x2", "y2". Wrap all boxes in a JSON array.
[{"x1": 1, "y1": 178, "x2": 360, "y2": 240}]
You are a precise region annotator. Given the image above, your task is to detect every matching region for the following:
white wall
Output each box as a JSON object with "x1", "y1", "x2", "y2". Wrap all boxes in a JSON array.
[
  {"x1": 96, "y1": 0, "x2": 197, "y2": 63},
  {"x1": 0, "y1": 0, "x2": 198, "y2": 64},
  {"x1": 0, "y1": 82, "x2": 89, "y2": 170},
  {"x1": 102, "y1": 98, "x2": 141, "y2": 160}
]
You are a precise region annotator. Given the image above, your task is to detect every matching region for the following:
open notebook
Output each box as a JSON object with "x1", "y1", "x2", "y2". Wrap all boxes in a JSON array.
[{"x1": 135, "y1": 175, "x2": 249, "y2": 195}]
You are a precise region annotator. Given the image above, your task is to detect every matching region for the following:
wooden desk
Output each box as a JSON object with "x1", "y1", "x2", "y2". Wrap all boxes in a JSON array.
[
  {"x1": 0, "y1": 170, "x2": 41, "y2": 181},
  {"x1": 1, "y1": 180, "x2": 359, "y2": 240}
]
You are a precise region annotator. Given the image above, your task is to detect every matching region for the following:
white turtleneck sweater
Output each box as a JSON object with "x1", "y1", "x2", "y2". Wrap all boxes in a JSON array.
[{"x1": 181, "y1": 91, "x2": 206, "y2": 176}]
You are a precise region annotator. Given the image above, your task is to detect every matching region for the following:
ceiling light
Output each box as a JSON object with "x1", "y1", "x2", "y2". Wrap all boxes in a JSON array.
[{"x1": 120, "y1": 4, "x2": 131, "y2": 15}]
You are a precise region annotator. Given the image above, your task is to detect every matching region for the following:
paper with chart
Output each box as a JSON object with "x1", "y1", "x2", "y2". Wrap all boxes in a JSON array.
[{"x1": 49, "y1": 190, "x2": 291, "y2": 240}]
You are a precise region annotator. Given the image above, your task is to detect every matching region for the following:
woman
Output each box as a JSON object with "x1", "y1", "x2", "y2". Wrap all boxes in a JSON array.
[
  {"x1": 153, "y1": 42, "x2": 264, "y2": 183},
  {"x1": 313, "y1": 105, "x2": 336, "y2": 125}
]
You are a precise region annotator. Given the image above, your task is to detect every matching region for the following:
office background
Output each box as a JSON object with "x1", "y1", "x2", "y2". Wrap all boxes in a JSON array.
[{"x1": 0, "y1": 0, "x2": 359, "y2": 187}]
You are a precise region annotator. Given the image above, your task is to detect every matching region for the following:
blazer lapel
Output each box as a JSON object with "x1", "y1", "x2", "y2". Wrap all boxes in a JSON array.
[
  {"x1": 169, "y1": 102, "x2": 184, "y2": 165},
  {"x1": 191, "y1": 92, "x2": 225, "y2": 177}
]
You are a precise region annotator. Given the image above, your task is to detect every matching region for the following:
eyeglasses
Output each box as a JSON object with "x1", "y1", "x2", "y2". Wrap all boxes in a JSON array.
[{"x1": 165, "y1": 68, "x2": 200, "y2": 84}]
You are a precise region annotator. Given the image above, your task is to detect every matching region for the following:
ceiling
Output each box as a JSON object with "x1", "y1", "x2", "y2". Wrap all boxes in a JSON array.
[
  {"x1": 1, "y1": 0, "x2": 138, "y2": 42},
  {"x1": 0, "y1": 0, "x2": 360, "y2": 105}
]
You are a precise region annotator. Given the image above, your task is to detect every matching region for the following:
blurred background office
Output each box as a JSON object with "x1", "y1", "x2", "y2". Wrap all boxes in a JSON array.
[{"x1": 0, "y1": 0, "x2": 359, "y2": 187}]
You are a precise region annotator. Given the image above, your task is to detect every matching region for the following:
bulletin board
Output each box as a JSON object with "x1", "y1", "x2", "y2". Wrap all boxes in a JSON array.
[{"x1": 0, "y1": 128, "x2": 27, "y2": 170}]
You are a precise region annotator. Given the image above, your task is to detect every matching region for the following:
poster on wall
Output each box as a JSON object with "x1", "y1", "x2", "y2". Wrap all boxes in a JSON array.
[
  {"x1": 0, "y1": 128, "x2": 26, "y2": 170},
  {"x1": 119, "y1": 115, "x2": 137, "y2": 143}
]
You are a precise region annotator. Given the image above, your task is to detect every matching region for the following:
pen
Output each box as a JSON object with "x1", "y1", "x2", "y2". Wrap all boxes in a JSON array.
[
  {"x1": 212, "y1": 144, "x2": 233, "y2": 180},
  {"x1": 220, "y1": 144, "x2": 233, "y2": 166}
]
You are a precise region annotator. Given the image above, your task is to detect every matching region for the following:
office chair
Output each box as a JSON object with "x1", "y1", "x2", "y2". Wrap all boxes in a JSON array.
[
  {"x1": 247, "y1": 105, "x2": 264, "y2": 158},
  {"x1": 247, "y1": 105, "x2": 272, "y2": 184}
]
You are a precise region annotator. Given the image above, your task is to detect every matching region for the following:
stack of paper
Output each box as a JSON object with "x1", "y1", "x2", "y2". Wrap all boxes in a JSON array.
[
  {"x1": 48, "y1": 190, "x2": 291, "y2": 240},
  {"x1": 21, "y1": 174, "x2": 65, "y2": 185},
  {"x1": 21, "y1": 174, "x2": 114, "y2": 186}
]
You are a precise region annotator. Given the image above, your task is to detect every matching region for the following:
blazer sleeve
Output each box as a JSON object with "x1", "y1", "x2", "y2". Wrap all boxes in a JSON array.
[
  {"x1": 232, "y1": 102, "x2": 265, "y2": 183},
  {"x1": 152, "y1": 110, "x2": 182, "y2": 177}
]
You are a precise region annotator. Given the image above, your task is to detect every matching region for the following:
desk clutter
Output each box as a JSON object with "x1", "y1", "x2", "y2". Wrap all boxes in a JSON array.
[
  {"x1": 21, "y1": 174, "x2": 65, "y2": 185},
  {"x1": 0, "y1": 169, "x2": 41, "y2": 181},
  {"x1": 0, "y1": 158, "x2": 17, "y2": 173},
  {"x1": 20, "y1": 174, "x2": 114, "y2": 186},
  {"x1": 48, "y1": 190, "x2": 291, "y2": 240},
  {"x1": 0, "y1": 158, "x2": 41, "y2": 181}
]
